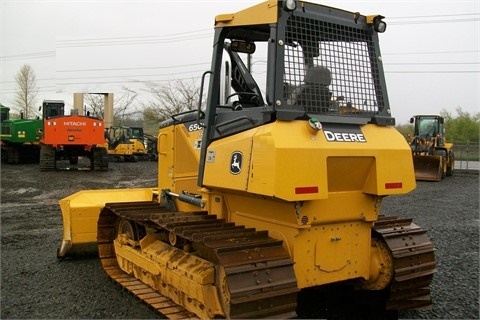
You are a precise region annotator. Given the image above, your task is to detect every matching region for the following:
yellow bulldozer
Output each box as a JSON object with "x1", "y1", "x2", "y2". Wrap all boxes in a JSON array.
[
  {"x1": 409, "y1": 115, "x2": 454, "y2": 181},
  {"x1": 56, "y1": 1, "x2": 436, "y2": 318}
]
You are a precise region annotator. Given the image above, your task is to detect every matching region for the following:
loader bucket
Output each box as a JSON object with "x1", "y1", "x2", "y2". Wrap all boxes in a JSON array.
[
  {"x1": 57, "y1": 188, "x2": 158, "y2": 258},
  {"x1": 413, "y1": 155, "x2": 442, "y2": 181}
]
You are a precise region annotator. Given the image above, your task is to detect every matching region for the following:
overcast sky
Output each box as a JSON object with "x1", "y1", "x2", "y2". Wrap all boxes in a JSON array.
[{"x1": 1, "y1": 0, "x2": 479, "y2": 124}]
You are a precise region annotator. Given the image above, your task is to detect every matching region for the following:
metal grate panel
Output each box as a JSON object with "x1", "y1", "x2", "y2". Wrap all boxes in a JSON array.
[{"x1": 284, "y1": 15, "x2": 383, "y2": 115}]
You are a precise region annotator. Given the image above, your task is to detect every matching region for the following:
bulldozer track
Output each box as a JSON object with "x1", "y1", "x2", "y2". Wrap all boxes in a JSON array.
[
  {"x1": 374, "y1": 215, "x2": 436, "y2": 310},
  {"x1": 97, "y1": 201, "x2": 298, "y2": 319},
  {"x1": 97, "y1": 201, "x2": 435, "y2": 318}
]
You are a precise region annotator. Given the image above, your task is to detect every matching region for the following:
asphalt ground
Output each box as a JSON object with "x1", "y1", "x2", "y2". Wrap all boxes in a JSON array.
[{"x1": 1, "y1": 161, "x2": 478, "y2": 319}]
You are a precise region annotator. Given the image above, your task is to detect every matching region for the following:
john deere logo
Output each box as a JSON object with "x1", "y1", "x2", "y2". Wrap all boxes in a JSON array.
[{"x1": 230, "y1": 151, "x2": 243, "y2": 175}]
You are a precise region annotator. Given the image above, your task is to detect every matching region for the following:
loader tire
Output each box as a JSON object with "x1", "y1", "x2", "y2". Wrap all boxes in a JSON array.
[
  {"x1": 446, "y1": 151, "x2": 454, "y2": 176},
  {"x1": 435, "y1": 149, "x2": 447, "y2": 179}
]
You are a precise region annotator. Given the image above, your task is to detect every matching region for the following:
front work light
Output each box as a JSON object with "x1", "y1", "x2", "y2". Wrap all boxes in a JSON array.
[
  {"x1": 283, "y1": 0, "x2": 296, "y2": 11},
  {"x1": 366, "y1": 15, "x2": 387, "y2": 33}
]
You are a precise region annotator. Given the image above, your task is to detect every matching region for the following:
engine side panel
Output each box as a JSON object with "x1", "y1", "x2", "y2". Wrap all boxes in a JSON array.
[
  {"x1": 42, "y1": 115, "x2": 104, "y2": 146},
  {"x1": 203, "y1": 121, "x2": 415, "y2": 201}
]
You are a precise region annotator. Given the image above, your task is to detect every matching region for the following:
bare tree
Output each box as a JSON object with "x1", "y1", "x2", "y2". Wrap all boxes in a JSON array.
[
  {"x1": 83, "y1": 91, "x2": 138, "y2": 125},
  {"x1": 14, "y1": 64, "x2": 38, "y2": 118},
  {"x1": 142, "y1": 79, "x2": 202, "y2": 122}
]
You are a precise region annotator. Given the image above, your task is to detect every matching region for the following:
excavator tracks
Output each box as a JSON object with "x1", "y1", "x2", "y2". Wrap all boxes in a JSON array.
[
  {"x1": 39, "y1": 145, "x2": 56, "y2": 171},
  {"x1": 97, "y1": 201, "x2": 298, "y2": 319},
  {"x1": 92, "y1": 147, "x2": 109, "y2": 171},
  {"x1": 374, "y1": 215, "x2": 436, "y2": 310}
]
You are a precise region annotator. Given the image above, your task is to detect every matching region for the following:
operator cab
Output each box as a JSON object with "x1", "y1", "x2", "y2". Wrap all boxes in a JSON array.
[
  {"x1": 0, "y1": 105, "x2": 9, "y2": 122},
  {"x1": 200, "y1": 3, "x2": 392, "y2": 142},
  {"x1": 411, "y1": 115, "x2": 444, "y2": 145},
  {"x1": 42, "y1": 100, "x2": 65, "y2": 119},
  {"x1": 197, "y1": 1, "x2": 392, "y2": 184}
]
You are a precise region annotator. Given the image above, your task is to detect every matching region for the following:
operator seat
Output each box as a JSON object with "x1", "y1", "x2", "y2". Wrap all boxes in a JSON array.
[
  {"x1": 420, "y1": 124, "x2": 436, "y2": 140},
  {"x1": 296, "y1": 66, "x2": 332, "y2": 113}
]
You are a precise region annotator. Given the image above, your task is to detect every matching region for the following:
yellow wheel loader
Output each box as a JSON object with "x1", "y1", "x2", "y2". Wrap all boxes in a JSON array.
[
  {"x1": 409, "y1": 115, "x2": 454, "y2": 181},
  {"x1": 57, "y1": 1, "x2": 436, "y2": 318}
]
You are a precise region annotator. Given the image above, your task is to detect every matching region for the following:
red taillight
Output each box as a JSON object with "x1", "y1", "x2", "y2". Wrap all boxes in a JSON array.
[
  {"x1": 385, "y1": 182, "x2": 402, "y2": 189},
  {"x1": 295, "y1": 186, "x2": 319, "y2": 194}
]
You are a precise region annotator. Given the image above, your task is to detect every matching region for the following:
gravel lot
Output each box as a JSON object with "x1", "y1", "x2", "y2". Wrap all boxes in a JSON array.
[{"x1": 1, "y1": 161, "x2": 478, "y2": 319}]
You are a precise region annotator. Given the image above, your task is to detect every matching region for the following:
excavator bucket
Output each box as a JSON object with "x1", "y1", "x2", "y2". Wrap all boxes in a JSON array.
[
  {"x1": 57, "y1": 188, "x2": 157, "y2": 258},
  {"x1": 413, "y1": 155, "x2": 442, "y2": 181}
]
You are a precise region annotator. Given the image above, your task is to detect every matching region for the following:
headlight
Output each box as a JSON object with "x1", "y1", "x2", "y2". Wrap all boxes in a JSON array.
[
  {"x1": 366, "y1": 15, "x2": 387, "y2": 33},
  {"x1": 283, "y1": 0, "x2": 296, "y2": 11},
  {"x1": 374, "y1": 16, "x2": 387, "y2": 33}
]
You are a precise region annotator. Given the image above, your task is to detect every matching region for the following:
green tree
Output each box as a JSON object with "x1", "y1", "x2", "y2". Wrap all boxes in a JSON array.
[
  {"x1": 14, "y1": 64, "x2": 38, "y2": 118},
  {"x1": 441, "y1": 107, "x2": 480, "y2": 143},
  {"x1": 395, "y1": 123, "x2": 413, "y2": 142}
]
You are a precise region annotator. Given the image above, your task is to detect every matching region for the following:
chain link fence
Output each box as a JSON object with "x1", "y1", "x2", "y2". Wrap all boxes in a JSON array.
[{"x1": 452, "y1": 141, "x2": 479, "y2": 171}]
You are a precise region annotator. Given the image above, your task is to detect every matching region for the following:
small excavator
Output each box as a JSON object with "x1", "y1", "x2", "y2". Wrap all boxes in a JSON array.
[{"x1": 105, "y1": 126, "x2": 156, "y2": 162}]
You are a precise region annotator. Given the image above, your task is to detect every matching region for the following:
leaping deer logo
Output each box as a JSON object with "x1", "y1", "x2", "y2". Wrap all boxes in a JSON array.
[{"x1": 230, "y1": 151, "x2": 242, "y2": 175}]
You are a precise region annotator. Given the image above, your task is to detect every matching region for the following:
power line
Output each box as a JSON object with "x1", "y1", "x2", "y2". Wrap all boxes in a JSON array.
[
  {"x1": 1, "y1": 63, "x2": 211, "y2": 85},
  {"x1": 389, "y1": 13, "x2": 480, "y2": 19},
  {"x1": 388, "y1": 18, "x2": 479, "y2": 25},
  {"x1": 56, "y1": 68, "x2": 207, "y2": 82},
  {"x1": 6, "y1": 47, "x2": 473, "y2": 63},
  {"x1": 3, "y1": 68, "x2": 478, "y2": 89},
  {"x1": 0, "y1": 76, "x2": 204, "y2": 95},
  {"x1": 1, "y1": 60, "x2": 478, "y2": 86},
  {"x1": 386, "y1": 62, "x2": 479, "y2": 65},
  {"x1": 2, "y1": 13, "x2": 478, "y2": 61},
  {"x1": 57, "y1": 28, "x2": 211, "y2": 44},
  {"x1": 4, "y1": 14, "x2": 477, "y2": 58},
  {"x1": 387, "y1": 12, "x2": 480, "y2": 25},
  {"x1": 385, "y1": 70, "x2": 480, "y2": 74},
  {"x1": 383, "y1": 50, "x2": 479, "y2": 55},
  {"x1": 57, "y1": 62, "x2": 210, "y2": 73},
  {"x1": 2, "y1": 68, "x2": 478, "y2": 96},
  {"x1": 56, "y1": 30, "x2": 212, "y2": 48},
  {"x1": 0, "y1": 51, "x2": 56, "y2": 61},
  {"x1": 56, "y1": 34, "x2": 212, "y2": 48}
]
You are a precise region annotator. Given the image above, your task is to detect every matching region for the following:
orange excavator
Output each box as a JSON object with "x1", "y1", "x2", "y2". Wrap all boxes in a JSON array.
[{"x1": 39, "y1": 99, "x2": 108, "y2": 171}]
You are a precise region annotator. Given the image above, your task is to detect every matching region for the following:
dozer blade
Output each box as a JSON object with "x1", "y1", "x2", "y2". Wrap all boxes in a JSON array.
[
  {"x1": 413, "y1": 156, "x2": 442, "y2": 181},
  {"x1": 57, "y1": 188, "x2": 158, "y2": 258}
]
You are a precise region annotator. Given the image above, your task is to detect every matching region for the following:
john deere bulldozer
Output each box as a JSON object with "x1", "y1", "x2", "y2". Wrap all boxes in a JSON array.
[
  {"x1": 57, "y1": 1, "x2": 436, "y2": 318},
  {"x1": 409, "y1": 115, "x2": 454, "y2": 181}
]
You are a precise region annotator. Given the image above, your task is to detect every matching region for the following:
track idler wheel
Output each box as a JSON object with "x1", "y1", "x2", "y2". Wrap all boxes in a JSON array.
[
  {"x1": 116, "y1": 218, "x2": 146, "y2": 246},
  {"x1": 360, "y1": 237, "x2": 394, "y2": 290}
]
